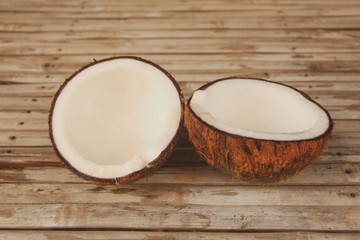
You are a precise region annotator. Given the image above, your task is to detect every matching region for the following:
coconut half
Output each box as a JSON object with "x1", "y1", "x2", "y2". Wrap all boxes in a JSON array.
[
  {"x1": 185, "y1": 77, "x2": 333, "y2": 183},
  {"x1": 49, "y1": 57, "x2": 183, "y2": 185}
]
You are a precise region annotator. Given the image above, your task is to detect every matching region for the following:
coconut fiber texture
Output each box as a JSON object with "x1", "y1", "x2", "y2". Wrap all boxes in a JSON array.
[{"x1": 184, "y1": 79, "x2": 333, "y2": 184}]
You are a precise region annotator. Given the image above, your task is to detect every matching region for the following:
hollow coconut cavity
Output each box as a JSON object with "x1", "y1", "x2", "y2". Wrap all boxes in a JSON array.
[
  {"x1": 185, "y1": 77, "x2": 333, "y2": 183},
  {"x1": 49, "y1": 57, "x2": 183, "y2": 185}
]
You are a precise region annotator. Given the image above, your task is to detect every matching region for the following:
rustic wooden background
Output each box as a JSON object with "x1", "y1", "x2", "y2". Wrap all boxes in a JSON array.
[{"x1": 0, "y1": 0, "x2": 359, "y2": 239}]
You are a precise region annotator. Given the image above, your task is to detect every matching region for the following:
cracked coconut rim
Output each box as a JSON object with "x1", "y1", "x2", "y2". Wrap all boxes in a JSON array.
[
  {"x1": 49, "y1": 57, "x2": 182, "y2": 182},
  {"x1": 189, "y1": 78, "x2": 331, "y2": 141}
]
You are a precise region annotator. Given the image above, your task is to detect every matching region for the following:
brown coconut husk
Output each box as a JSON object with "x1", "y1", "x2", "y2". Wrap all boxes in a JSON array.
[{"x1": 184, "y1": 77, "x2": 333, "y2": 184}]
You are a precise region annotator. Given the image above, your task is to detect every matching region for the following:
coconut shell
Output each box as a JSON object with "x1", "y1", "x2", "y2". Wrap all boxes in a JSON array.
[
  {"x1": 184, "y1": 77, "x2": 333, "y2": 184},
  {"x1": 49, "y1": 56, "x2": 184, "y2": 185}
]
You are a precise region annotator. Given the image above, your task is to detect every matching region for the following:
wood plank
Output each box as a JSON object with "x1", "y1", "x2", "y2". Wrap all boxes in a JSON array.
[
  {"x1": 0, "y1": 145, "x2": 359, "y2": 164},
  {"x1": 2, "y1": 57, "x2": 360, "y2": 75},
  {"x1": 0, "y1": 203, "x2": 358, "y2": 230},
  {"x1": 2, "y1": 13, "x2": 360, "y2": 26},
  {"x1": 1, "y1": 38, "x2": 359, "y2": 55},
  {"x1": 1, "y1": 29, "x2": 359, "y2": 41},
  {"x1": 0, "y1": 120, "x2": 358, "y2": 145},
  {"x1": 2, "y1": 53, "x2": 360, "y2": 68},
  {"x1": 0, "y1": 105, "x2": 357, "y2": 129},
  {"x1": 1, "y1": 80, "x2": 359, "y2": 98},
  {"x1": 0, "y1": 0, "x2": 359, "y2": 12},
  {"x1": 0, "y1": 231, "x2": 359, "y2": 240},
  {"x1": 2, "y1": 72, "x2": 360, "y2": 86},
  {"x1": 0, "y1": 184, "x2": 359, "y2": 206},
  {"x1": 0, "y1": 118, "x2": 360, "y2": 151},
  {"x1": 0, "y1": 97, "x2": 51, "y2": 111},
  {"x1": 0, "y1": 123, "x2": 358, "y2": 146},
  {"x1": 0, "y1": 6, "x2": 360, "y2": 18},
  {"x1": 0, "y1": 116, "x2": 357, "y2": 135},
  {"x1": 0, "y1": 90, "x2": 358, "y2": 111},
  {"x1": 0, "y1": 161, "x2": 358, "y2": 186},
  {"x1": 1, "y1": 16, "x2": 360, "y2": 32}
]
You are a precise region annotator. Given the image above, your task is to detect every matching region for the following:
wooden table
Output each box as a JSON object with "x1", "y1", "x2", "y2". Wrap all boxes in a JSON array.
[{"x1": 0, "y1": 0, "x2": 359, "y2": 239}]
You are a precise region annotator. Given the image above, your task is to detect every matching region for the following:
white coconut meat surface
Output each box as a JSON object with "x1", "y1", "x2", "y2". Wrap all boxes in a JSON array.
[
  {"x1": 190, "y1": 78, "x2": 330, "y2": 141},
  {"x1": 51, "y1": 58, "x2": 182, "y2": 179}
]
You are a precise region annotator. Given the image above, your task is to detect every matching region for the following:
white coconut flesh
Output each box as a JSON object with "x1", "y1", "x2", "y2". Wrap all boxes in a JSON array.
[
  {"x1": 190, "y1": 79, "x2": 330, "y2": 141},
  {"x1": 51, "y1": 58, "x2": 182, "y2": 179}
]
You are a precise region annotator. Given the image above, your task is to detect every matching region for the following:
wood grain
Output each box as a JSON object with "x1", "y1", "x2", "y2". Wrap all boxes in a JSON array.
[
  {"x1": 0, "y1": 161, "x2": 359, "y2": 186},
  {"x1": 0, "y1": 184, "x2": 359, "y2": 206},
  {"x1": 0, "y1": 0, "x2": 359, "y2": 237},
  {"x1": 0, "y1": 204, "x2": 359, "y2": 230},
  {"x1": 0, "y1": 231, "x2": 359, "y2": 240}
]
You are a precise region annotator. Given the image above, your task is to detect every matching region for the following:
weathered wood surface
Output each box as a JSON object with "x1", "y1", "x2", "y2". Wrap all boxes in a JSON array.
[
  {"x1": 0, "y1": 231, "x2": 359, "y2": 240},
  {"x1": 0, "y1": 0, "x2": 359, "y2": 239}
]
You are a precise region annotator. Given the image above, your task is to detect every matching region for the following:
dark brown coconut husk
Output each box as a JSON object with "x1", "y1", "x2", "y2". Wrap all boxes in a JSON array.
[
  {"x1": 185, "y1": 77, "x2": 333, "y2": 184},
  {"x1": 49, "y1": 56, "x2": 184, "y2": 185}
]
